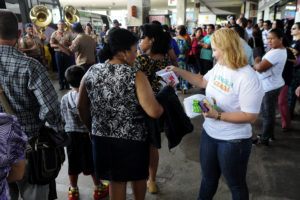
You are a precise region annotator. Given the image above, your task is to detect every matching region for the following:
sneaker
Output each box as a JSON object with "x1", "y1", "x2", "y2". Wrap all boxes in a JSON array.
[
  {"x1": 254, "y1": 135, "x2": 269, "y2": 146},
  {"x1": 148, "y1": 180, "x2": 158, "y2": 194},
  {"x1": 68, "y1": 187, "x2": 79, "y2": 200},
  {"x1": 94, "y1": 182, "x2": 109, "y2": 199},
  {"x1": 269, "y1": 136, "x2": 276, "y2": 142},
  {"x1": 252, "y1": 139, "x2": 258, "y2": 146},
  {"x1": 257, "y1": 134, "x2": 274, "y2": 143}
]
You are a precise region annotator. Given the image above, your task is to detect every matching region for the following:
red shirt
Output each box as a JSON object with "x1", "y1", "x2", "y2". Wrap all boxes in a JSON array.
[{"x1": 191, "y1": 37, "x2": 202, "y2": 59}]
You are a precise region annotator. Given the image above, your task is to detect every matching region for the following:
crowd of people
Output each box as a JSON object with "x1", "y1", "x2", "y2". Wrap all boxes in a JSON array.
[{"x1": 1, "y1": 7, "x2": 300, "y2": 200}]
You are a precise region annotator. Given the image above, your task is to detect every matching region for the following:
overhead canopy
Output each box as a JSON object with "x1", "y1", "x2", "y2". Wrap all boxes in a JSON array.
[{"x1": 59, "y1": 0, "x2": 247, "y2": 14}]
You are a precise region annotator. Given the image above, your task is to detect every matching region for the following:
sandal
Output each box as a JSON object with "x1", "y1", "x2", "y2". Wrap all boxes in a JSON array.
[{"x1": 148, "y1": 180, "x2": 158, "y2": 194}]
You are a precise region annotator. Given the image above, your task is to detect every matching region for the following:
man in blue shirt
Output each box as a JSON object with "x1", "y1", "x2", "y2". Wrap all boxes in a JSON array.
[
  {"x1": 100, "y1": 26, "x2": 106, "y2": 45},
  {"x1": 200, "y1": 24, "x2": 214, "y2": 75}
]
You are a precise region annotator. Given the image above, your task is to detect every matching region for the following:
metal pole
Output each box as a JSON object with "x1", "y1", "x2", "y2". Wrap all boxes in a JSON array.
[
  {"x1": 0, "y1": 0, "x2": 7, "y2": 9},
  {"x1": 18, "y1": 0, "x2": 30, "y2": 29}
]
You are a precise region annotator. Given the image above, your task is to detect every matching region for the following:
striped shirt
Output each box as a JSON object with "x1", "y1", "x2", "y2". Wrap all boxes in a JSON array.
[{"x1": 61, "y1": 91, "x2": 88, "y2": 133}]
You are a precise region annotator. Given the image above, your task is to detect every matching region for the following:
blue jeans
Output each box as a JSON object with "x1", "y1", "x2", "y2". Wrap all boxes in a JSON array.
[
  {"x1": 198, "y1": 129, "x2": 252, "y2": 200},
  {"x1": 54, "y1": 52, "x2": 73, "y2": 88},
  {"x1": 261, "y1": 87, "x2": 282, "y2": 142}
]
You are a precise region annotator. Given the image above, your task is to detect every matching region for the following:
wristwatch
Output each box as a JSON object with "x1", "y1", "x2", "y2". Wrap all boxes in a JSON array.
[{"x1": 217, "y1": 112, "x2": 222, "y2": 120}]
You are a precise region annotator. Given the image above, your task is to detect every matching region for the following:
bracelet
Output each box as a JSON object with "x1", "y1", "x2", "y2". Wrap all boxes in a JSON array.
[{"x1": 216, "y1": 112, "x2": 222, "y2": 120}]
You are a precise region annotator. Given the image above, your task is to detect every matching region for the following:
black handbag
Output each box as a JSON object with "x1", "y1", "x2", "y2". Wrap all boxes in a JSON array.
[
  {"x1": 27, "y1": 126, "x2": 67, "y2": 185},
  {"x1": 1, "y1": 85, "x2": 69, "y2": 185}
]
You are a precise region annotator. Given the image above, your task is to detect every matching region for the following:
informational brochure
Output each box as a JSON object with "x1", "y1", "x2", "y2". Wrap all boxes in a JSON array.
[{"x1": 156, "y1": 68, "x2": 179, "y2": 85}]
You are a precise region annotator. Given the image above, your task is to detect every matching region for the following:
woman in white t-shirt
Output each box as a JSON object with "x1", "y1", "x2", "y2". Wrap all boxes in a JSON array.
[
  {"x1": 167, "y1": 28, "x2": 264, "y2": 200},
  {"x1": 253, "y1": 29, "x2": 287, "y2": 145}
]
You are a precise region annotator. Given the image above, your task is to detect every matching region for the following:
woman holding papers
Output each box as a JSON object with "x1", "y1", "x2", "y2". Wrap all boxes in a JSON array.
[
  {"x1": 134, "y1": 23, "x2": 171, "y2": 194},
  {"x1": 167, "y1": 28, "x2": 264, "y2": 200}
]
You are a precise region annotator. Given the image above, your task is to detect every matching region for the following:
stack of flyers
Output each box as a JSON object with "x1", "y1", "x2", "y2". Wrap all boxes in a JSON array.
[
  {"x1": 183, "y1": 94, "x2": 218, "y2": 118},
  {"x1": 156, "y1": 68, "x2": 179, "y2": 85}
]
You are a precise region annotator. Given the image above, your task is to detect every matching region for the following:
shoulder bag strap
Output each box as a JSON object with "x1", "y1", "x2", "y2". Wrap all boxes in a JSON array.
[{"x1": 0, "y1": 85, "x2": 15, "y2": 115}]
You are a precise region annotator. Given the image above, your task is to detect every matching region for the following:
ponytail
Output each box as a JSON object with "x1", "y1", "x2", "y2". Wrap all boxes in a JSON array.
[
  {"x1": 99, "y1": 42, "x2": 112, "y2": 63},
  {"x1": 98, "y1": 28, "x2": 138, "y2": 63}
]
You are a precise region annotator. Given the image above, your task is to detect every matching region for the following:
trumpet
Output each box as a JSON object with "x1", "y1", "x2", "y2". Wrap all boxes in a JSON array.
[{"x1": 29, "y1": 5, "x2": 52, "y2": 33}]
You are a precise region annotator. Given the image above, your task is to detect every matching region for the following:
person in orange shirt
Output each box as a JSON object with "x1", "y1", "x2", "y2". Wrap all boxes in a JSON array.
[{"x1": 184, "y1": 32, "x2": 191, "y2": 43}]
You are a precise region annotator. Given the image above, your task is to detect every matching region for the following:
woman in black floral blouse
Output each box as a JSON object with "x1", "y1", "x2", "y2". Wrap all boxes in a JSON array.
[
  {"x1": 134, "y1": 23, "x2": 171, "y2": 194},
  {"x1": 77, "y1": 28, "x2": 163, "y2": 200}
]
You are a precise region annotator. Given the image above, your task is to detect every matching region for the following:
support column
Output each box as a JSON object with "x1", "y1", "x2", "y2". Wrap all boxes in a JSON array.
[
  {"x1": 257, "y1": 11, "x2": 263, "y2": 22},
  {"x1": 194, "y1": 0, "x2": 200, "y2": 25},
  {"x1": 296, "y1": 0, "x2": 300, "y2": 22},
  {"x1": 127, "y1": 0, "x2": 150, "y2": 26},
  {"x1": 176, "y1": 0, "x2": 187, "y2": 25},
  {"x1": 264, "y1": 7, "x2": 270, "y2": 21},
  {"x1": 245, "y1": 1, "x2": 251, "y2": 19}
]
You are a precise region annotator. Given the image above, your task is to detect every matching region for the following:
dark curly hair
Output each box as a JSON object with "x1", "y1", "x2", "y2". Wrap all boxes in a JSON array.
[{"x1": 140, "y1": 23, "x2": 171, "y2": 55}]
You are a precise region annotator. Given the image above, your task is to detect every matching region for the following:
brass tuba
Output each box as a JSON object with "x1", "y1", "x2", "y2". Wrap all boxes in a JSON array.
[
  {"x1": 63, "y1": 5, "x2": 80, "y2": 30},
  {"x1": 29, "y1": 5, "x2": 52, "y2": 33}
]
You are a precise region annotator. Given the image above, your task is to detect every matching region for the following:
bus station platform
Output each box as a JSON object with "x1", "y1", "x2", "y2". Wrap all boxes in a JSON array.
[{"x1": 52, "y1": 73, "x2": 300, "y2": 200}]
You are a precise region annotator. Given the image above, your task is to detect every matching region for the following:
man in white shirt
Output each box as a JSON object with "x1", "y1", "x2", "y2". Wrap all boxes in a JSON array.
[
  {"x1": 246, "y1": 19, "x2": 253, "y2": 39},
  {"x1": 262, "y1": 20, "x2": 272, "y2": 50}
]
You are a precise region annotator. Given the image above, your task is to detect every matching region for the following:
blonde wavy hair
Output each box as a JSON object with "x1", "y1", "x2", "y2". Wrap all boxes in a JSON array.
[{"x1": 210, "y1": 28, "x2": 248, "y2": 70}]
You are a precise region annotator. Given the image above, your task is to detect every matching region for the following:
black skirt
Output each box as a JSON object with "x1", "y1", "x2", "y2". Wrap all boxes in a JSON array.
[{"x1": 92, "y1": 135, "x2": 149, "y2": 182}]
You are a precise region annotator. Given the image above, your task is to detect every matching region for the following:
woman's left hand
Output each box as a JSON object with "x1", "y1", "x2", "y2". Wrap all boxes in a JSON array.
[
  {"x1": 166, "y1": 65, "x2": 180, "y2": 77},
  {"x1": 202, "y1": 103, "x2": 218, "y2": 119}
]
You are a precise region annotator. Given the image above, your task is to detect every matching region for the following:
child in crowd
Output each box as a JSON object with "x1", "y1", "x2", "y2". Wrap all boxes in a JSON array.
[{"x1": 61, "y1": 65, "x2": 109, "y2": 200}]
